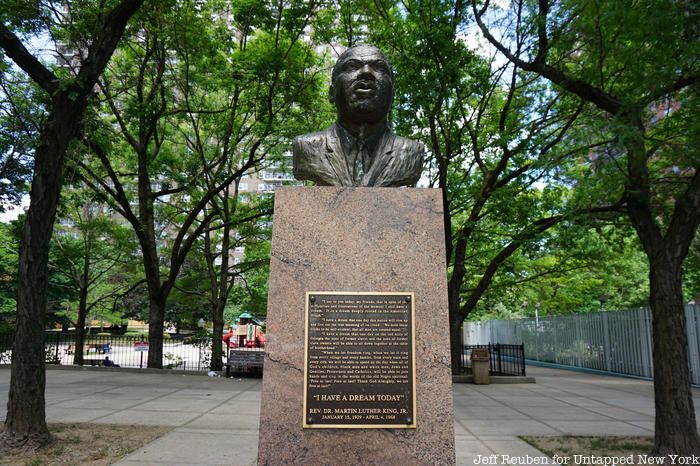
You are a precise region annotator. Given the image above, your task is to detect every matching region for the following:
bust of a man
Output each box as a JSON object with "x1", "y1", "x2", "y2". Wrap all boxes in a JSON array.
[{"x1": 293, "y1": 44, "x2": 424, "y2": 187}]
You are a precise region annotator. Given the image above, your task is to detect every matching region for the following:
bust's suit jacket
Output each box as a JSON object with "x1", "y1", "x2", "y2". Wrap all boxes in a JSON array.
[{"x1": 292, "y1": 123, "x2": 424, "y2": 187}]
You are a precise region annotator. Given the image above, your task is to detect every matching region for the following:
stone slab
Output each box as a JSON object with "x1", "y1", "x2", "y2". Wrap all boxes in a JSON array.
[
  {"x1": 464, "y1": 419, "x2": 560, "y2": 436},
  {"x1": 257, "y1": 187, "x2": 455, "y2": 465},
  {"x1": 117, "y1": 431, "x2": 257, "y2": 466},
  {"x1": 92, "y1": 409, "x2": 200, "y2": 426},
  {"x1": 186, "y1": 412, "x2": 260, "y2": 430},
  {"x1": 45, "y1": 406, "x2": 117, "y2": 423},
  {"x1": 545, "y1": 420, "x2": 653, "y2": 435},
  {"x1": 479, "y1": 438, "x2": 551, "y2": 458}
]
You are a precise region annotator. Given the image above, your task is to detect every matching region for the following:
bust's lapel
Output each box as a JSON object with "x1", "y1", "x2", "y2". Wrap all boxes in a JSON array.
[
  {"x1": 324, "y1": 124, "x2": 354, "y2": 185},
  {"x1": 363, "y1": 130, "x2": 396, "y2": 186}
]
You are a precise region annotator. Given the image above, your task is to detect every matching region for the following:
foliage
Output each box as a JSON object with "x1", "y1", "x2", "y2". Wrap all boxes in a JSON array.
[
  {"x1": 473, "y1": 0, "x2": 700, "y2": 454},
  {"x1": 229, "y1": 223, "x2": 272, "y2": 317},
  {"x1": 62, "y1": 0, "x2": 325, "y2": 368},
  {"x1": 0, "y1": 221, "x2": 19, "y2": 331},
  {"x1": 0, "y1": 1, "x2": 698, "y2": 390},
  {"x1": 342, "y1": 2, "x2": 623, "y2": 351},
  {"x1": 49, "y1": 186, "x2": 139, "y2": 327},
  {"x1": 470, "y1": 223, "x2": 650, "y2": 320},
  {"x1": 1, "y1": 0, "x2": 145, "y2": 444},
  {"x1": 0, "y1": 70, "x2": 38, "y2": 211},
  {"x1": 684, "y1": 235, "x2": 700, "y2": 303}
]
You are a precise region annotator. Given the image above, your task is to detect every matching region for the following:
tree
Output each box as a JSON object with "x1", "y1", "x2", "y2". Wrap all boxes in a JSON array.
[
  {"x1": 0, "y1": 222, "x2": 20, "y2": 333},
  {"x1": 469, "y1": 222, "x2": 650, "y2": 319},
  {"x1": 204, "y1": 193, "x2": 272, "y2": 371},
  {"x1": 172, "y1": 188, "x2": 273, "y2": 370},
  {"x1": 473, "y1": 0, "x2": 700, "y2": 455},
  {"x1": 74, "y1": 0, "x2": 324, "y2": 368},
  {"x1": 349, "y1": 0, "x2": 617, "y2": 372},
  {"x1": 49, "y1": 187, "x2": 136, "y2": 365},
  {"x1": 0, "y1": 0, "x2": 143, "y2": 445},
  {"x1": 0, "y1": 69, "x2": 37, "y2": 211},
  {"x1": 684, "y1": 235, "x2": 700, "y2": 303},
  {"x1": 228, "y1": 217, "x2": 273, "y2": 319}
]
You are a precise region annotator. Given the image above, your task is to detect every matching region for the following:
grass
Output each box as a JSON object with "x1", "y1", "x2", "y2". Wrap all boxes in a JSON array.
[
  {"x1": 0, "y1": 423, "x2": 171, "y2": 466},
  {"x1": 522, "y1": 435, "x2": 656, "y2": 464}
]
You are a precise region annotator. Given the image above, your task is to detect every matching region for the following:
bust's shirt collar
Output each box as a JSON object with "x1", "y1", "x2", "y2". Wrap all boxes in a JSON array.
[{"x1": 333, "y1": 121, "x2": 388, "y2": 156}]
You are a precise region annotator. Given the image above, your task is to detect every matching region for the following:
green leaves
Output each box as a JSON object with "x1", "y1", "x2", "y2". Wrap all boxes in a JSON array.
[
  {"x1": 2, "y1": 0, "x2": 693, "y2": 332},
  {"x1": 0, "y1": 71, "x2": 37, "y2": 210},
  {"x1": 0, "y1": 0, "x2": 47, "y2": 34}
]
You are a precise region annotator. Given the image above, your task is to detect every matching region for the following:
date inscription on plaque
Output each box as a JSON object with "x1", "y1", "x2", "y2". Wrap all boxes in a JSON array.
[{"x1": 303, "y1": 292, "x2": 416, "y2": 428}]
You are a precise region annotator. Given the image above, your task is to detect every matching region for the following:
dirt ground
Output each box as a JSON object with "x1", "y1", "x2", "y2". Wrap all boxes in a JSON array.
[
  {"x1": 0, "y1": 423, "x2": 170, "y2": 466},
  {"x1": 522, "y1": 436, "x2": 656, "y2": 465}
]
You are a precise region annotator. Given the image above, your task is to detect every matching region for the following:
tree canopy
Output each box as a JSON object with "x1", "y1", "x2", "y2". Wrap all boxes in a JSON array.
[{"x1": 1, "y1": 0, "x2": 699, "y2": 455}]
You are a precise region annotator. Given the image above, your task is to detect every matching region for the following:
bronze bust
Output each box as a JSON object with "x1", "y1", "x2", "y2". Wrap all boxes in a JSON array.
[{"x1": 293, "y1": 45, "x2": 424, "y2": 187}]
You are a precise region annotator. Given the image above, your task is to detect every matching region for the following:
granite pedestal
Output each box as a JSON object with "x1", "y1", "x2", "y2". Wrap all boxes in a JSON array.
[{"x1": 257, "y1": 187, "x2": 455, "y2": 465}]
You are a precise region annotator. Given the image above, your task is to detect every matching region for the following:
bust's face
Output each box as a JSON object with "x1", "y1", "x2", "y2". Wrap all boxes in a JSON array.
[{"x1": 330, "y1": 45, "x2": 393, "y2": 125}]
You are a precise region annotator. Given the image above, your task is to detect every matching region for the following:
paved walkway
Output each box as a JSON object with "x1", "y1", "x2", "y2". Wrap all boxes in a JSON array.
[{"x1": 1, "y1": 365, "x2": 697, "y2": 465}]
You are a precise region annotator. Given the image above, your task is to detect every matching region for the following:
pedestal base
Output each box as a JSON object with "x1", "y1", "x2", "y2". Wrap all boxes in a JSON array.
[{"x1": 257, "y1": 187, "x2": 455, "y2": 466}]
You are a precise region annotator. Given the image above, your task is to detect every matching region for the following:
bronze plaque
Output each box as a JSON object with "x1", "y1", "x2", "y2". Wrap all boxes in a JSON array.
[{"x1": 303, "y1": 292, "x2": 416, "y2": 428}]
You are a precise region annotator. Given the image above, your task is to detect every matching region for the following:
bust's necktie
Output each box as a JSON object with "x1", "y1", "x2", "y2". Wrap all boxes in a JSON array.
[{"x1": 354, "y1": 142, "x2": 370, "y2": 185}]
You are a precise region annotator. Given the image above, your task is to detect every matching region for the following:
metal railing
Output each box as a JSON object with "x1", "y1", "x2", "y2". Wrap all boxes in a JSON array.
[
  {"x1": 0, "y1": 332, "x2": 219, "y2": 371},
  {"x1": 460, "y1": 343, "x2": 526, "y2": 376},
  {"x1": 463, "y1": 304, "x2": 700, "y2": 383}
]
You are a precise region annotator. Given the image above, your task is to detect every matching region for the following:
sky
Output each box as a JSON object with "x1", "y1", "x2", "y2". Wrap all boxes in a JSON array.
[
  {"x1": 0, "y1": 195, "x2": 29, "y2": 223},
  {"x1": 0, "y1": 32, "x2": 52, "y2": 223}
]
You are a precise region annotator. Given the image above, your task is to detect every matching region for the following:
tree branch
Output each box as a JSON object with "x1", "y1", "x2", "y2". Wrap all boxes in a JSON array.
[
  {"x1": 458, "y1": 201, "x2": 624, "y2": 319},
  {"x1": 77, "y1": 0, "x2": 145, "y2": 90},
  {"x1": 472, "y1": 0, "x2": 623, "y2": 115},
  {"x1": 0, "y1": 24, "x2": 59, "y2": 94}
]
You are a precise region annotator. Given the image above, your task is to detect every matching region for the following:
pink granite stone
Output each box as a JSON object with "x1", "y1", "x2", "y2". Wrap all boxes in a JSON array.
[{"x1": 257, "y1": 187, "x2": 455, "y2": 465}]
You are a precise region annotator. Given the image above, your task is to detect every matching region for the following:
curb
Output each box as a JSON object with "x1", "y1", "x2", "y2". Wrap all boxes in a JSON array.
[{"x1": 452, "y1": 375, "x2": 536, "y2": 384}]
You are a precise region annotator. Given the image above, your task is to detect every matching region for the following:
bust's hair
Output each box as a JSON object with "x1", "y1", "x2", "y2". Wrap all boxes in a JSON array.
[{"x1": 331, "y1": 44, "x2": 393, "y2": 84}]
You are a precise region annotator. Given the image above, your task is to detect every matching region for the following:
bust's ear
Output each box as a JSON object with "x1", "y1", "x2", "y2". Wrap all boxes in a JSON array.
[{"x1": 328, "y1": 84, "x2": 335, "y2": 104}]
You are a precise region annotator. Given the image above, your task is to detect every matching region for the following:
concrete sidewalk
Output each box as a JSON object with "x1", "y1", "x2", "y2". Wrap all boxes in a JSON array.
[{"x1": 1, "y1": 365, "x2": 696, "y2": 465}]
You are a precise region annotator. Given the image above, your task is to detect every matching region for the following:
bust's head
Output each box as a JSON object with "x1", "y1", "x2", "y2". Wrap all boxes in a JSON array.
[{"x1": 329, "y1": 44, "x2": 393, "y2": 126}]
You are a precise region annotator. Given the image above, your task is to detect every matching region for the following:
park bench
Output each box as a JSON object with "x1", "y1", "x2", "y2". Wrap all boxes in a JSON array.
[{"x1": 225, "y1": 349, "x2": 264, "y2": 377}]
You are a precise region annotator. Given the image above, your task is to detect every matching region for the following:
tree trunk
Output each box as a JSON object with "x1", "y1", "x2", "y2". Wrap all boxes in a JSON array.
[
  {"x1": 621, "y1": 117, "x2": 700, "y2": 456},
  {"x1": 1, "y1": 0, "x2": 142, "y2": 447},
  {"x1": 210, "y1": 302, "x2": 224, "y2": 371},
  {"x1": 138, "y1": 226, "x2": 164, "y2": 369},
  {"x1": 448, "y1": 284, "x2": 463, "y2": 375},
  {"x1": 73, "y1": 289, "x2": 88, "y2": 366},
  {"x1": 73, "y1": 260, "x2": 90, "y2": 366},
  {"x1": 146, "y1": 294, "x2": 165, "y2": 369},
  {"x1": 207, "y1": 199, "x2": 233, "y2": 372},
  {"x1": 449, "y1": 312, "x2": 463, "y2": 376},
  {"x1": 3, "y1": 96, "x2": 84, "y2": 446},
  {"x1": 649, "y1": 254, "x2": 700, "y2": 456}
]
